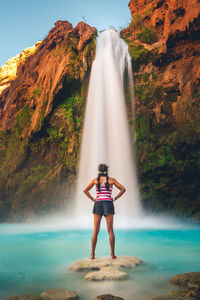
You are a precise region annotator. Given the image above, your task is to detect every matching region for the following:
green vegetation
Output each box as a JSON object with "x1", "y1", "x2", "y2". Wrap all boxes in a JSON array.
[
  {"x1": 130, "y1": 13, "x2": 143, "y2": 29},
  {"x1": 134, "y1": 74, "x2": 200, "y2": 219},
  {"x1": 136, "y1": 26, "x2": 157, "y2": 44},
  {"x1": 29, "y1": 86, "x2": 42, "y2": 100},
  {"x1": 135, "y1": 81, "x2": 162, "y2": 105},
  {"x1": 128, "y1": 43, "x2": 158, "y2": 71},
  {"x1": 2, "y1": 105, "x2": 34, "y2": 173},
  {"x1": 135, "y1": 109, "x2": 200, "y2": 219}
]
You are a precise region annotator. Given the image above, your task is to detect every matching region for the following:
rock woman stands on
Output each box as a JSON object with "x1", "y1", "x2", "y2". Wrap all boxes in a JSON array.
[{"x1": 83, "y1": 163, "x2": 126, "y2": 259}]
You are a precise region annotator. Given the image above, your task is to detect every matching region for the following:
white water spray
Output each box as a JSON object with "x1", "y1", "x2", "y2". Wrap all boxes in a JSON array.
[{"x1": 74, "y1": 29, "x2": 143, "y2": 227}]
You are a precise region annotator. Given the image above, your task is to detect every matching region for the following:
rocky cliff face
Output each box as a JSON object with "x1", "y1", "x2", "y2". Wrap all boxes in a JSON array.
[
  {"x1": 0, "y1": 20, "x2": 96, "y2": 221},
  {"x1": 121, "y1": 0, "x2": 200, "y2": 220},
  {"x1": 0, "y1": 41, "x2": 42, "y2": 95}
]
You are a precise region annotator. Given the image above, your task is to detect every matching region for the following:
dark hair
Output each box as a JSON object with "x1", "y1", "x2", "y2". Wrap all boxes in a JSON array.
[{"x1": 97, "y1": 163, "x2": 109, "y2": 191}]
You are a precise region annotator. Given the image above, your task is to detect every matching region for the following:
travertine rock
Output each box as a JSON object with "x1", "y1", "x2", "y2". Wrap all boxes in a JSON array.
[
  {"x1": 171, "y1": 272, "x2": 200, "y2": 289},
  {"x1": 85, "y1": 266, "x2": 127, "y2": 281},
  {"x1": 93, "y1": 295, "x2": 124, "y2": 300},
  {"x1": 40, "y1": 288, "x2": 79, "y2": 300},
  {"x1": 69, "y1": 256, "x2": 143, "y2": 281},
  {"x1": 149, "y1": 272, "x2": 200, "y2": 300},
  {"x1": 3, "y1": 295, "x2": 43, "y2": 300}
]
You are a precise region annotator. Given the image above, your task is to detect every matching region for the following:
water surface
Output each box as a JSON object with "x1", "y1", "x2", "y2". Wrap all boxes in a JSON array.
[{"x1": 0, "y1": 226, "x2": 200, "y2": 300}]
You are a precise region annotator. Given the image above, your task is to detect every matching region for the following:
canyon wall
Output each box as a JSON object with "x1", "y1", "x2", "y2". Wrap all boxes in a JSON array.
[
  {"x1": 121, "y1": 0, "x2": 200, "y2": 220},
  {"x1": 0, "y1": 21, "x2": 97, "y2": 221}
]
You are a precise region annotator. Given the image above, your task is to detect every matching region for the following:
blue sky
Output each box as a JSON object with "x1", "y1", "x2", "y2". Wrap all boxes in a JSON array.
[{"x1": 0, "y1": 0, "x2": 131, "y2": 67}]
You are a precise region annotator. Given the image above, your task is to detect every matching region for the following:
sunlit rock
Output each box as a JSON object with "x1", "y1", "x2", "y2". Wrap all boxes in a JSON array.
[{"x1": 0, "y1": 41, "x2": 42, "y2": 95}]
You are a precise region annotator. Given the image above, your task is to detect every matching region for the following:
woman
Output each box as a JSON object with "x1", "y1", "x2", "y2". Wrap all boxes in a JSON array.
[{"x1": 83, "y1": 163, "x2": 126, "y2": 260}]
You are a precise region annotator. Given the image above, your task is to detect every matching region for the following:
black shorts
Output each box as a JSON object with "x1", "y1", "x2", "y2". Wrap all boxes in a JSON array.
[{"x1": 93, "y1": 200, "x2": 115, "y2": 217}]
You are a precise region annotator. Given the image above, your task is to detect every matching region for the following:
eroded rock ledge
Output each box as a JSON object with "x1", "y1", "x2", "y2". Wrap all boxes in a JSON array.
[
  {"x1": 69, "y1": 256, "x2": 143, "y2": 281},
  {"x1": 150, "y1": 272, "x2": 200, "y2": 300}
]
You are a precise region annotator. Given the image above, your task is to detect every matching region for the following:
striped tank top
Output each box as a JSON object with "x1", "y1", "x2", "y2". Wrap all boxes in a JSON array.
[{"x1": 96, "y1": 184, "x2": 113, "y2": 201}]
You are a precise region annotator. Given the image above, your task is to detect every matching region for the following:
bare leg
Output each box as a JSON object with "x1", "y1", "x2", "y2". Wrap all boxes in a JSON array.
[
  {"x1": 91, "y1": 214, "x2": 102, "y2": 259},
  {"x1": 105, "y1": 214, "x2": 117, "y2": 259}
]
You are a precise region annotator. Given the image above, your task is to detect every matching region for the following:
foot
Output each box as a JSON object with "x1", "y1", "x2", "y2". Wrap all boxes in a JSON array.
[
  {"x1": 111, "y1": 254, "x2": 117, "y2": 259},
  {"x1": 90, "y1": 254, "x2": 95, "y2": 260}
]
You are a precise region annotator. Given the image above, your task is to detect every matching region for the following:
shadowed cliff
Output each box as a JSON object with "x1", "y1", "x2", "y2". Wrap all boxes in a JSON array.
[{"x1": 121, "y1": 0, "x2": 200, "y2": 220}]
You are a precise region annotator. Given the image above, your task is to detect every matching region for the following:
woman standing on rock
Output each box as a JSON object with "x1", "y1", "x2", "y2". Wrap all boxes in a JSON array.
[{"x1": 83, "y1": 163, "x2": 126, "y2": 260}]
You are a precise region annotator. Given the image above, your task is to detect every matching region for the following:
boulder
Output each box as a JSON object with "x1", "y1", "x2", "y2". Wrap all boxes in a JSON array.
[
  {"x1": 3, "y1": 295, "x2": 43, "y2": 300},
  {"x1": 40, "y1": 288, "x2": 79, "y2": 300},
  {"x1": 93, "y1": 294, "x2": 124, "y2": 300},
  {"x1": 171, "y1": 272, "x2": 200, "y2": 290},
  {"x1": 69, "y1": 256, "x2": 143, "y2": 281},
  {"x1": 149, "y1": 272, "x2": 200, "y2": 300},
  {"x1": 148, "y1": 290, "x2": 188, "y2": 300}
]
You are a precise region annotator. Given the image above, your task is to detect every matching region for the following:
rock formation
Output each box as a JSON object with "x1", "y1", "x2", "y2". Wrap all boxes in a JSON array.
[
  {"x1": 0, "y1": 20, "x2": 96, "y2": 135},
  {"x1": 69, "y1": 256, "x2": 143, "y2": 281},
  {"x1": 0, "y1": 41, "x2": 42, "y2": 95},
  {"x1": 120, "y1": 0, "x2": 200, "y2": 220},
  {"x1": 0, "y1": 20, "x2": 96, "y2": 221},
  {"x1": 149, "y1": 271, "x2": 200, "y2": 300},
  {"x1": 3, "y1": 296, "x2": 43, "y2": 300},
  {"x1": 93, "y1": 295, "x2": 124, "y2": 300},
  {"x1": 40, "y1": 288, "x2": 79, "y2": 300}
]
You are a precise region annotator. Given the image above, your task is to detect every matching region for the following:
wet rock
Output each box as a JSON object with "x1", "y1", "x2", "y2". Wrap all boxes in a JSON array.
[
  {"x1": 3, "y1": 295, "x2": 43, "y2": 300},
  {"x1": 85, "y1": 266, "x2": 127, "y2": 281},
  {"x1": 149, "y1": 272, "x2": 200, "y2": 300},
  {"x1": 148, "y1": 290, "x2": 187, "y2": 300},
  {"x1": 40, "y1": 288, "x2": 79, "y2": 300},
  {"x1": 93, "y1": 294, "x2": 124, "y2": 300},
  {"x1": 171, "y1": 272, "x2": 200, "y2": 289},
  {"x1": 69, "y1": 256, "x2": 143, "y2": 281},
  {"x1": 69, "y1": 255, "x2": 143, "y2": 271}
]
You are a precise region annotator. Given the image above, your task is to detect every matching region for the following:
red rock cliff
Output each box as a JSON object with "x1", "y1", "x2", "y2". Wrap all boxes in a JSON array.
[
  {"x1": 0, "y1": 20, "x2": 96, "y2": 137},
  {"x1": 0, "y1": 20, "x2": 97, "y2": 222},
  {"x1": 128, "y1": 0, "x2": 200, "y2": 50},
  {"x1": 121, "y1": 1, "x2": 200, "y2": 219}
]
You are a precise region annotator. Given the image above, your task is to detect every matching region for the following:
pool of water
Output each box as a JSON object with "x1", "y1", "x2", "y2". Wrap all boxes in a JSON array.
[{"x1": 0, "y1": 224, "x2": 200, "y2": 300}]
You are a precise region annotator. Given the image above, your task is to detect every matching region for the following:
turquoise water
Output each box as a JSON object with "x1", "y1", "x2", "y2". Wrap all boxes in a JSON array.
[{"x1": 0, "y1": 227, "x2": 200, "y2": 300}]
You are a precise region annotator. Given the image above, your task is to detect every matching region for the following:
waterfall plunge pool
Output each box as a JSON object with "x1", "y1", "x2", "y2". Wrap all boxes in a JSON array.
[{"x1": 0, "y1": 225, "x2": 200, "y2": 300}]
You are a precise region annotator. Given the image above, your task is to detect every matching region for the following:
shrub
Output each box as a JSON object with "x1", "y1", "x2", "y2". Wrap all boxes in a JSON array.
[
  {"x1": 136, "y1": 26, "x2": 157, "y2": 44},
  {"x1": 130, "y1": 13, "x2": 143, "y2": 29}
]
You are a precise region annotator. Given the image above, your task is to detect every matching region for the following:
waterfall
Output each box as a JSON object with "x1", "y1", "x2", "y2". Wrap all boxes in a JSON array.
[{"x1": 74, "y1": 29, "x2": 143, "y2": 228}]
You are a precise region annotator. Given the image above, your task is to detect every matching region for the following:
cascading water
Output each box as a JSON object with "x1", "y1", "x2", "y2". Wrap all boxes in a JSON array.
[{"x1": 74, "y1": 29, "x2": 143, "y2": 228}]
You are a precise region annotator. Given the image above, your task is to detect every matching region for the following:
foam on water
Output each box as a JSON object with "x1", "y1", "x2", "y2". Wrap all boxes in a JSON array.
[{"x1": 0, "y1": 213, "x2": 198, "y2": 235}]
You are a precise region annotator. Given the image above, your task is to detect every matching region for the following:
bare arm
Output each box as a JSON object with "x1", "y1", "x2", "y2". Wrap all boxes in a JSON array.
[
  {"x1": 83, "y1": 178, "x2": 96, "y2": 202},
  {"x1": 112, "y1": 178, "x2": 126, "y2": 201}
]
